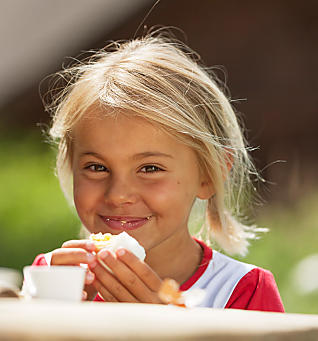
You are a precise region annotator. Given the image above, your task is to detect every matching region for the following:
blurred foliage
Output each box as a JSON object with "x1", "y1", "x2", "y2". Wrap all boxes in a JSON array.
[
  {"x1": 0, "y1": 130, "x2": 317, "y2": 314},
  {"x1": 0, "y1": 130, "x2": 80, "y2": 270},
  {"x1": 242, "y1": 194, "x2": 318, "y2": 314}
]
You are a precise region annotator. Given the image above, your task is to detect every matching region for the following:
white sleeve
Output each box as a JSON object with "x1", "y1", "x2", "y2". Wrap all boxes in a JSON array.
[{"x1": 188, "y1": 251, "x2": 256, "y2": 308}]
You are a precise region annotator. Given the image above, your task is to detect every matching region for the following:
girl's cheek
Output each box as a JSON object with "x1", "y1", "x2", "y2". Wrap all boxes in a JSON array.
[
  {"x1": 74, "y1": 175, "x2": 102, "y2": 197},
  {"x1": 143, "y1": 180, "x2": 181, "y2": 208},
  {"x1": 73, "y1": 180, "x2": 101, "y2": 216},
  {"x1": 142, "y1": 179, "x2": 172, "y2": 198}
]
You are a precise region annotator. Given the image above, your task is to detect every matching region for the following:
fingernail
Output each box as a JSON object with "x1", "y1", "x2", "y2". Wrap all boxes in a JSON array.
[
  {"x1": 117, "y1": 248, "x2": 125, "y2": 256},
  {"x1": 87, "y1": 253, "x2": 95, "y2": 263},
  {"x1": 86, "y1": 241, "x2": 95, "y2": 251},
  {"x1": 87, "y1": 272, "x2": 94, "y2": 282},
  {"x1": 99, "y1": 249, "x2": 109, "y2": 260}
]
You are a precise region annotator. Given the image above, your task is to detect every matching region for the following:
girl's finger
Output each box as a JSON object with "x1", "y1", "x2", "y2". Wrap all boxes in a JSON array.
[
  {"x1": 85, "y1": 270, "x2": 95, "y2": 285},
  {"x1": 92, "y1": 262, "x2": 138, "y2": 303},
  {"x1": 98, "y1": 249, "x2": 161, "y2": 303},
  {"x1": 82, "y1": 290, "x2": 88, "y2": 301},
  {"x1": 62, "y1": 240, "x2": 96, "y2": 252},
  {"x1": 115, "y1": 249, "x2": 162, "y2": 292},
  {"x1": 93, "y1": 278, "x2": 119, "y2": 303},
  {"x1": 51, "y1": 248, "x2": 96, "y2": 266},
  {"x1": 84, "y1": 284, "x2": 98, "y2": 301}
]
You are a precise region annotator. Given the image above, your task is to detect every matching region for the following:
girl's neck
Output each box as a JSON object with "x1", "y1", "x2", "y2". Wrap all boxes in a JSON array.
[{"x1": 145, "y1": 230, "x2": 203, "y2": 285}]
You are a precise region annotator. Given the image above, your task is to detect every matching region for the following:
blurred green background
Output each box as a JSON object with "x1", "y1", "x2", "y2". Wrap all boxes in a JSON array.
[{"x1": 1, "y1": 1, "x2": 317, "y2": 315}]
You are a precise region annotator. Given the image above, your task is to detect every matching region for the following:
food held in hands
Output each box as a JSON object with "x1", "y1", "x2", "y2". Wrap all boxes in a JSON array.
[{"x1": 89, "y1": 232, "x2": 146, "y2": 261}]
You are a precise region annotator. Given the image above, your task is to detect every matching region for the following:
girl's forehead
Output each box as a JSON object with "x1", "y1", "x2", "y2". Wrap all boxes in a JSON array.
[
  {"x1": 74, "y1": 113, "x2": 170, "y2": 145},
  {"x1": 72, "y1": 112, "x2": 198, "y2": 159},
  {"x1": 74, "y1": 112, "x2": 163, "y2": 138}
]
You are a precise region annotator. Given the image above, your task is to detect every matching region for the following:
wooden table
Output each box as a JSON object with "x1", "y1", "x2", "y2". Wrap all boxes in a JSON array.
[{"x1": 0, "y1": 298, "x2": 318, "y2": 340}]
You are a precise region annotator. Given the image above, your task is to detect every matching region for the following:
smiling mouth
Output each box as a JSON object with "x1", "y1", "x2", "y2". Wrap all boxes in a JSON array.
[{"x1": 100, "y1": 215, "x2": 152, "y2": 231}]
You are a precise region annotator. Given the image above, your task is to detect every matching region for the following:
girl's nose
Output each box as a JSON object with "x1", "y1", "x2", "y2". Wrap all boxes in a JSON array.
[{"x1": 103, "y1": 176, "x2": 138, "y2": 207}]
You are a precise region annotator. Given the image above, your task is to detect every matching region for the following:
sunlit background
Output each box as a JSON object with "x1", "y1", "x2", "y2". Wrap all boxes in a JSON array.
[{"x1": 0, "y1": 0, "x2": 317, "y2": 314}]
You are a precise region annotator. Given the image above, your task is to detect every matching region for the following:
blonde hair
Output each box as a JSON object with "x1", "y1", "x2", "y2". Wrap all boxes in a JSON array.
[{"x1": 44, "y1": 31, "x2": 263, "y2": 256}]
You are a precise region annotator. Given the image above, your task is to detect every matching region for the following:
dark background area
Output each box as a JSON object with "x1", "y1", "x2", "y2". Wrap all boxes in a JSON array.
[{"x1": 1, "y1": 0, "x2": 317, "y2": 203}]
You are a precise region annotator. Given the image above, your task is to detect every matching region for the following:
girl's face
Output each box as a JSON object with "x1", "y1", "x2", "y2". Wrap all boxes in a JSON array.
[{"x1": 71, "y1": 113, "x2": 212, "y2": 252}]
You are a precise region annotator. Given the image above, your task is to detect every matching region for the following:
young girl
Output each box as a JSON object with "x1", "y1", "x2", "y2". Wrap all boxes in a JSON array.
[{"x1": 31, "y1": 31, "x2": 284, "y2": 311}]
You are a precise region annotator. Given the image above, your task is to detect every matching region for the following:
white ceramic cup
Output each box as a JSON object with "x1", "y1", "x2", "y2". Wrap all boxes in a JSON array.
[
  {"x1": 0, "y1": 267, "x2": 23, "y2": 290},
  {"x1": 23, "y1": 266, "x2": 86, "y2": 302}
]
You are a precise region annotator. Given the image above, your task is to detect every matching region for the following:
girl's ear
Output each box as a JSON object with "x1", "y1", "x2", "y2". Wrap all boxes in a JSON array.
[
  {"x1": 197, "y1": 179, "x2": 215, "y2": 200},
  {"x1": 196, "y1": 151, "x2": 234, "y2": 200}
]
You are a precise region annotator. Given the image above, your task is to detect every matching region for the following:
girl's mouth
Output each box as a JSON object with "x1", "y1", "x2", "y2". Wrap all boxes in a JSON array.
[{"x1": 100, "y1": 215, "x2": 152, "y2": 231}]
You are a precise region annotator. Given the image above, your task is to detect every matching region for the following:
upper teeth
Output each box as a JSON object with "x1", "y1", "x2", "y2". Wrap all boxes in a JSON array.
[{"x1": 105, "y1": 216, "x2": 152, "y2": 223}]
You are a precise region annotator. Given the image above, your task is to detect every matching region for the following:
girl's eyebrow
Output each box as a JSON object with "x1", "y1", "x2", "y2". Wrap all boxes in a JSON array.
[{"x1": 132, "y1": 151, "x2": 173, "y2": 160}]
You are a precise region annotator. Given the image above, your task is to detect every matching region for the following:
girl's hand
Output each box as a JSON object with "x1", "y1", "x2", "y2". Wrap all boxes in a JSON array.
[
  {"x1": 51, "y1": 240, "x2": 98, "y2": 301},
  {"x1": 91, "y1": 248, "x2": 163, "y2": 304}
]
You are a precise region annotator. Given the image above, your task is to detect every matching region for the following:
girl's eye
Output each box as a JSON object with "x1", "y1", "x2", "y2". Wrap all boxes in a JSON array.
[
  {"x1": 86, "y1": 164, "x2": 107, "y2": 172},
  {"x1": 140, "y1": 165, "x2": 163, "y2": 173}
]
